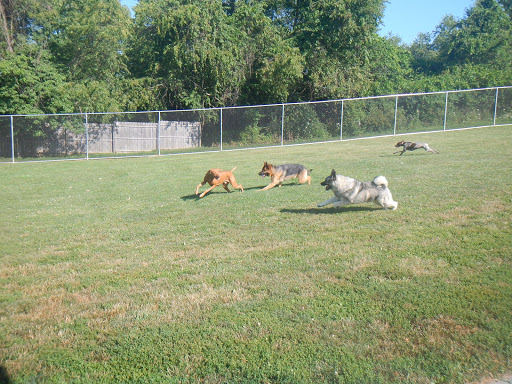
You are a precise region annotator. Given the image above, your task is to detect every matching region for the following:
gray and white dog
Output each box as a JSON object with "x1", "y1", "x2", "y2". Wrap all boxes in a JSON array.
[
  {"x1": 317, "y1": 170, "x2": 398, "y2": 210},
  {"x1": 394, "y1": 140, "x2": 438, "y2": 155}
]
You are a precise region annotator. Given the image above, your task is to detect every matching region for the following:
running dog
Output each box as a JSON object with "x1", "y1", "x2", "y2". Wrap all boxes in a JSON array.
[
  {"x1": 195, "y1": 167, "x2": 243, "y2": 198},
  {"x1": 258, "y1": 162, "x2": 311, "y2": 191},
  {"x1": 318, "y1": 169, "x2": 398, "y2": 210},
  {"x1": 394, "y1": 140, "x2": 438, "y2": 155}
]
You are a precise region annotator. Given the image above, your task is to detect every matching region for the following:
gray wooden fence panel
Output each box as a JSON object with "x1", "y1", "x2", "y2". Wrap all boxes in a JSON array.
[
  {"x1": 160, "y1": 121, "x2": 201, "y2": 150},
  {"x1": 87, "y1": 123, "x2": 114, "y2": 153},
  {"x1": 114, "y1": 121, "x2": 157, "y2": 153},
  {"x1": 83, "y1": 121, "x2": 201, "y2": 153}
]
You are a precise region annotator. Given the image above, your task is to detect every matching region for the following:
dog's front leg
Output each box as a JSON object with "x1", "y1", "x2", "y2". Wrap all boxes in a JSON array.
[
  {"x1": 199, "y1": 184, "x2": 218, "y2": 198},
  {"x1": 317, "y1": 196, "x2": 339, "y2": 207},
  {"x1": 258, "y1": 182, "x2": 277, "y2": 191},
  {"x1": 195, "y1": 182, "x2": 206, "y2": 195}
]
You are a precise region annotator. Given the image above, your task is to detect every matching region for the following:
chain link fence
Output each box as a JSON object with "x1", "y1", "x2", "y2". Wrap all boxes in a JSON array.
[{"x1": 1, "y1": 86, "x2": 510, "y2": 163}]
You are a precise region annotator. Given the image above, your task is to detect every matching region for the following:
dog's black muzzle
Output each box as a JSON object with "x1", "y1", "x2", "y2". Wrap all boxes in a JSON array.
[
  {"x1": 259, "y1": 171, "x2": 269, "y2": 177},
  {"x1": 320, "y1": 181, "x2": 332, "y2": 190}
]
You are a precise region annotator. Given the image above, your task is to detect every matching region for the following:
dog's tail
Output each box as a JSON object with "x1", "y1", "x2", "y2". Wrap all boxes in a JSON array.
[
  {"x1": 373, "y1": 175, "x2": 388, "y2": 187},
  {"x1": 230, "y1": 167, "x2": 237, "y2": 172}
]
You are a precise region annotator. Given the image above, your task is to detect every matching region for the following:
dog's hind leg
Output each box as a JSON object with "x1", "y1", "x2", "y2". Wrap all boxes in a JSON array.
[
  {"x1": 298, "y1": 170, "x2": 311, "y2": 185},
  {"x1": 227, "y1": 176, "x2": 243, "y2": 193},
  {"x1": 378, "y1": 198, "x2": 398, "y2": 210},
  {"x1": 425, "y1": 145, "x2": 439, "y2": 154}
]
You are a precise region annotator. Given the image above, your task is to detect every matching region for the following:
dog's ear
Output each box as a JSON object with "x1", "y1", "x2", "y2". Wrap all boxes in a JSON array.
[{"x1": 330, "y1": 169, "x2": 336, "y2": 179}]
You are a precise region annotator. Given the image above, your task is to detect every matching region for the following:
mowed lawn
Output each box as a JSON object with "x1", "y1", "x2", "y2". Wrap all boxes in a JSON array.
[{"x1": 1, "y1": 126, "x2": 511, "y2": 383}]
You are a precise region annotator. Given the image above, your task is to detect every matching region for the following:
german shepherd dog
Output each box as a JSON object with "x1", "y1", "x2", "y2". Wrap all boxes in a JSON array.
[
  {"x1": 258, "y1": 162, "x2": 311, "y2": 191},
  {"x1": 195, "y1": 167, "x2": 243, "y2": 198},
  {"x1": 394, "y1": 140, "x2": 438, "y2": 155},
  {"x1": 318, "y1": 170, "x2": 398, "y2": 210}
]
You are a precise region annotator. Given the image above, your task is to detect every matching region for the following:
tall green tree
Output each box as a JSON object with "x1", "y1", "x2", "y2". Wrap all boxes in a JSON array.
[
  {"x1": 367, "y1": 35, "x2": 413, "y2": 95},
  {"x1": 47, "y1": 0, "x2": 131, "y2": 81},
  {"x1": 0, "y1": 0, "x2": 137, "y2": 114},
  {"x1": 230, "y1": 2, "x2": 304, "y2": 104},
  {"x1": 434, "y1": 0, "x2": 510, "y2": 67},
  {"x1": 129, "y1": 0, "x2": 246, "y2": 109},
  {"x1": 0, "y1": 45, "x2": 72, "y2": 114},
  {"x1": 262, "y1": 0, "x2": 386, "y2": 99},
  {"x1": 411, "y1": 0, "x2": 511, "y2": 71},
  {"x1": 0, "y1": 0, "x2": 58, "y2": 55},
  {"x1": 0, "y1": 0, "x2": 29, "y2": 53},
  {"x1": 0, "y1": 0, "x2": 75, "y2": 114},
  {"x1": 408, "y1": 0, "x2": 512, "y2": 90}
]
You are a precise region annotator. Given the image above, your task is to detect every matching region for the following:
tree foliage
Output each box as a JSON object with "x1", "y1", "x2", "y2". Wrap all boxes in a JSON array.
[
  {"x1": 409, "y1": 0, "x2": 512, "y2": 88},
  {"x1": 0, "y1": 45, "x2": 71, "y2": 114},
  {"x1": 0, "y1": 0, "x2": 510, "y2": 115},
  {"x1": 47, "y1": 0, "x2": 131, "y2": 82}
]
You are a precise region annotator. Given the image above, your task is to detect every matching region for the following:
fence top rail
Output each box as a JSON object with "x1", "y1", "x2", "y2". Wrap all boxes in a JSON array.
[{"x1": 0, "y1": 86, "x2": 510, "y2": 119}]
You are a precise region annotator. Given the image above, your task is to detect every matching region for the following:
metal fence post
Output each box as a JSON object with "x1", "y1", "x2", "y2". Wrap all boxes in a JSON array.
[
  {"x1": 220, "y1": 108, "x2": 223, "y2": 151},
  {"x1": 157, "y1": 111, "x2": 161, "y2": 156},
  {"x1": 10, "y1": 115, "x2": 14, "y2": 163},
  {"x1": 281, "y1": 104, "x2": 285, "y2": 146},
  {"x1": 443, "y1": 92, "x2": 449, "y2": 131},
  {"x1": 493, "y1": 87, "x2": 499, "y2": 126},
  {"x1": 340, "y1": 100, "x2": 344, "y2": 141},
  {"x1": 393, "y1": 96, "x2": 398, "y2": 135},
  {"x1": 112, "y1": 122, "x2": 115, "y2": 154},
  {"x1": 85, "y1": 113, "x2": 89, "y2": 160}
]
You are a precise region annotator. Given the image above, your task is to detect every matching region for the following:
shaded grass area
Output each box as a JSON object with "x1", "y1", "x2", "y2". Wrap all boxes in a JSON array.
[{"x1": 1, "y1": 126, "x2": 511, "y2": 383}]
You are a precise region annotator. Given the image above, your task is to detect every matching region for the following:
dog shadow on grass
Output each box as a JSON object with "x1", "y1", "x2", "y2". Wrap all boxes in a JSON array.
[
  {"x1": 181, "y1": 186, "x2": 262, "y2": 201},
  {"x1": 281, "y1": 206, "x2": 379, "y2": 214},
  {"x1": 381, "y1": 152, "x2": 434, "y2": 158},
  {"x1": 0, "y1": 364, "x2": 11, "y2": 384},
  {"x1": 181, "y1": 194, "x2": 201, "y2": 201}
]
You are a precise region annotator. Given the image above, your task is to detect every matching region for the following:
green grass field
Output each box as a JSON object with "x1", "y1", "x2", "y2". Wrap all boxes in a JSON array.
[{"x1": 1, "y1": 126, "x2": 511, "y2": 383}]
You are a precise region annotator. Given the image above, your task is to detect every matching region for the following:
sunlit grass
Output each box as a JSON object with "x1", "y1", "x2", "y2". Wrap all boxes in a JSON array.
[{"x1": 1, "y1": 126, "x2": 511, "y2": 383}]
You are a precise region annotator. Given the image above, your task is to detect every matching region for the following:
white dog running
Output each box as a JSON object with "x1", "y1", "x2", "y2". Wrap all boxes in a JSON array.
[{"x1": 318, "y1": 170, "x2": 398, "y2": 210}]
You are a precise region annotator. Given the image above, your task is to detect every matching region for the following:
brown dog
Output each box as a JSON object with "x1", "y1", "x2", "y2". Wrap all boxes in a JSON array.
[
  {"x1": 258, "y1": 162, "x2": 311, "y2": 191},
  {"x1": 195, "y1": 167, "x2": 244, "y2": 198}
]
